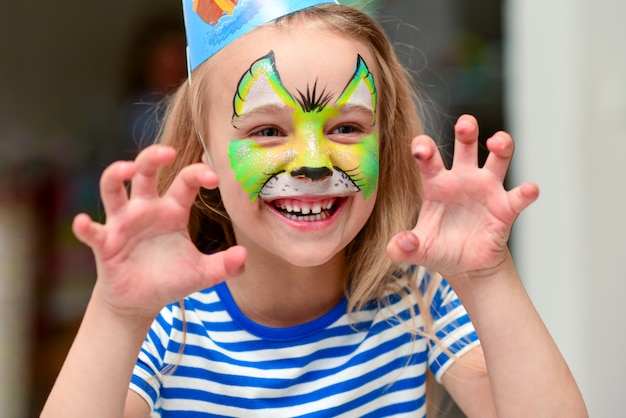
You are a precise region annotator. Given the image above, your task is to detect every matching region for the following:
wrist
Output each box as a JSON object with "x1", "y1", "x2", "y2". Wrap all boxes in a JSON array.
[
  {"x1": 89, "y1": 284, "x2": 157, "y2": 335},
  {"x1": 41, "y1": 283, "x2": 156, "y2": 417},
  {"x1": 444, "y1": 251, "x2": 520, "y2": 299}
]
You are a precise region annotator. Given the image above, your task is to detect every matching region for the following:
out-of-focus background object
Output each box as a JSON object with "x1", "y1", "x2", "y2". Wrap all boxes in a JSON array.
[
  {"x1": 0, "y1": 1, "x2": 624, "y2": 416},
  {"x1": 0, "y1": 201, "x2": 34, "y2": 418}
]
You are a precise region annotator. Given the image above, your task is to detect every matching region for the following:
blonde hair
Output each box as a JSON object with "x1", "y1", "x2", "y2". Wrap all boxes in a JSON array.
[
  {"x1": 156, "y1": 3, "x2": 450, "y2": 413},
  {"x1": 158, "y1": 3, "x2": 435, "y2": 308}
]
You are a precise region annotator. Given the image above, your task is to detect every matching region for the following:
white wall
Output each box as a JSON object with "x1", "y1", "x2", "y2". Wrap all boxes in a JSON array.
[{"x1": 505, "y1": 0, "x2": 626, "y2": 415}]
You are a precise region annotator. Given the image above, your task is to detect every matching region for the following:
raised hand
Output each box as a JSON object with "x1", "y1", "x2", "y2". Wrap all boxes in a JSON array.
[
  {"x1": 387, "y1": 115, "x2": 539, "y2": 281},
  {"x1": 73, "y1": 144, "x2": 247, "y2": 319}
]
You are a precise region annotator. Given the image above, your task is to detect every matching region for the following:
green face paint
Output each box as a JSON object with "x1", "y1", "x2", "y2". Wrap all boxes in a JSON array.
[{"x1": 228, "y1": 51, "x2": 379, "y2": 201}]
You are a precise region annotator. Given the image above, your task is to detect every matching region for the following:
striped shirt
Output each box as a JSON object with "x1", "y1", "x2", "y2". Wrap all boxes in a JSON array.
[{"x1": 130, "y1": 270, "x2": 479, "y2": 417}]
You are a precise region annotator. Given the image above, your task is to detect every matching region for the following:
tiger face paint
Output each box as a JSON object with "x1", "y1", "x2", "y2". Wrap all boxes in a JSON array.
[{"x1": 228, "y1": 51, "x2": 378, "y2": 202}]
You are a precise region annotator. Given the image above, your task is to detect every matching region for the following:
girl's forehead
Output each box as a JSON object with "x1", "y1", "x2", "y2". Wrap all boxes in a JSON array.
[{"x1": 209, "y1": 25, "x2": 377, "y2": 94}]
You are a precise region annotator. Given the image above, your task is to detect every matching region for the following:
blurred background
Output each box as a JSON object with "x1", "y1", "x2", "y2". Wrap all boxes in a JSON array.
[{"x1": 0, "y1": 0, "x2": 624, "y2": 416}]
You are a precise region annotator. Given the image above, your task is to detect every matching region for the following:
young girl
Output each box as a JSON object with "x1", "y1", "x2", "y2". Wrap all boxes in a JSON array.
[{"x1": 42, "y1": 1, "x2": 587, "y2": 417}]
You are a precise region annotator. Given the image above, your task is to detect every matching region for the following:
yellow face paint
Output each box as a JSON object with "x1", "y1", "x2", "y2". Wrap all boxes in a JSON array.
[{"x1": 228, "y1": 51, "x2": 378, "y2": 201}]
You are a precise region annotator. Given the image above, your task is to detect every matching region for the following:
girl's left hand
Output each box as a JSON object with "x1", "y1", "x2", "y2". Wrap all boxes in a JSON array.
[{"x1": 387, "y1": 114, "x2": 539, "y2": 281}]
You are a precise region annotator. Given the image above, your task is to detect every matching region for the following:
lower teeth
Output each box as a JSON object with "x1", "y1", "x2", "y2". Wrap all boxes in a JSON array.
[{"x1": 284, "y1": 211, "x2": 330, "y2": 221}]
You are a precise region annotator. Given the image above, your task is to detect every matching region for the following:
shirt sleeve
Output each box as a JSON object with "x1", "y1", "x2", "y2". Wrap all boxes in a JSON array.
[
  {"x1": 424, "y1": 273, "x2": 480, "y2": 382},
  {"x1": 129, "y1": 303, "x2": 177, "y2": 410}
]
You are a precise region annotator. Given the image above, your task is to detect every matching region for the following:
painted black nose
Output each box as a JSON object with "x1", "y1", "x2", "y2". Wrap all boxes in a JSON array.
[{"x1": 290, "y1": 167, "x2": 333, "y2": 181}]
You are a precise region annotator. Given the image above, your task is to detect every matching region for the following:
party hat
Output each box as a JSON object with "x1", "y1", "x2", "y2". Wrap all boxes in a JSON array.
[{"x1": 182, "y1": 0, "x2": 339, "y2": 74}]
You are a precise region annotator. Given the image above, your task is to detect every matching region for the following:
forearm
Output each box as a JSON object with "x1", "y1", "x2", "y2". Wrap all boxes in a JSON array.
[
  {"x1": 41, "y1": 290, "x2": 154, "y2": 418},
  {"x1": 451, "y1": 254, "x2": 587, "y2": 417}
]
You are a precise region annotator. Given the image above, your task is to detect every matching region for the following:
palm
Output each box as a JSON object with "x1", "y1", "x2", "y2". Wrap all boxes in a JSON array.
[
  {"x1": 415, "y1": 162, "x2": 518, "y2": 277},
  {"x1": 92, "y1": 195, "x2": 204, "y2": 312},
  {"x1": 73, "y1": 145, "x2": 246, "y2": 318},
  {"x1": 388, "y1": 115, "x2": 538, "y2": 280}
]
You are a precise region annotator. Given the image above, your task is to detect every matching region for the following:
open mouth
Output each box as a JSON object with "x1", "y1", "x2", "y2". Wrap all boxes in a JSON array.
[{"x1": 269, "y1": 197, "x2": 341, "y2": 222}]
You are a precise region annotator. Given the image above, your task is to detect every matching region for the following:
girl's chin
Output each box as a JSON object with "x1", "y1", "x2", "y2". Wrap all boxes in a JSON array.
[{"x1": 264, "y1": 241, "x2": 346, "y2": 268}]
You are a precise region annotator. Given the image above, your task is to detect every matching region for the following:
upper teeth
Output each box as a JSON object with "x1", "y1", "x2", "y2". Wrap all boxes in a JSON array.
[{"x1": 274, "y1": 199, "x2": 334, "y2": 214}]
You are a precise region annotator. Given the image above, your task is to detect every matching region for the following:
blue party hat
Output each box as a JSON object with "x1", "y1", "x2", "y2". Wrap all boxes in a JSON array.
[{"x1": 182, "y1": 0, "x2": 339, "y2": 74}]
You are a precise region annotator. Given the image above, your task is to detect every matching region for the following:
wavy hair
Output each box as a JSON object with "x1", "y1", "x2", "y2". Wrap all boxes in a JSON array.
[
  {"x1": 155, "y1": 3, "x2": 450, "y2": 412},
  {"x1": 157, "y1": 3, "x2": 431, "y2": 309}
]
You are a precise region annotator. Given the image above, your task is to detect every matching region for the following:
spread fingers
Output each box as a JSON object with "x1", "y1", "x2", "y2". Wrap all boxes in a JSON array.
[
  {"x1": 99, "y1": 161, "x2": 136, "y2": 215},
  {"x1": 165, "y1": 163, "x2": 219, "y2": 210},
  {"x1": 451, "y1": 114, "x2": 480, "y2": 168},
  {"x1": 129, "y1": 145, "x2": 177, "y2": 200},
  {"x1": 483, "y1": 132, "x2": 515, "y2": 182}
]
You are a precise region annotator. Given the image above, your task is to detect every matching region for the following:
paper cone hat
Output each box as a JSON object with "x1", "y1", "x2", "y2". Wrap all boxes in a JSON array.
[{"x1": 182, "y1": 0, "x2": 339, "y2": 73}]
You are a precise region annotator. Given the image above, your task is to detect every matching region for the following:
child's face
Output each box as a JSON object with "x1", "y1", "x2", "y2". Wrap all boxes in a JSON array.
[{"x1": 204, "y1": 24, "x2": 379, "y2": 268}]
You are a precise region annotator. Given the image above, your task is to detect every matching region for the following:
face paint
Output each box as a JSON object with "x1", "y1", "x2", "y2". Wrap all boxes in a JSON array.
[{"x1": 228, "y1": 51, "x2": 378, "y2": 201}]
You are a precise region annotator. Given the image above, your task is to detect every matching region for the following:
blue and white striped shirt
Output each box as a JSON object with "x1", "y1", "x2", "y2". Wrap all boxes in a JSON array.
[{"x1": 130, "y1": 270, "x2": 479, "y2": 417}]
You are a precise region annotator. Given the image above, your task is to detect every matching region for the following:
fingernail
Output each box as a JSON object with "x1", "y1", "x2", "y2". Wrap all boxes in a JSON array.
[
  {"x1": 412, "y1": 145, "x2": 426, "y2": 159},
  {"x1": 491, "y1": 135, "x2": 504, "y2": 145},
  {"x1": 398, "y1": 231, "x2": 418, "y2": 253},
  {"x1": 236, "y1": 262, "x2": 246, "y2": 275},
  {"x1": 457, "y1": 120, "x2": 473, "y2": 132}
]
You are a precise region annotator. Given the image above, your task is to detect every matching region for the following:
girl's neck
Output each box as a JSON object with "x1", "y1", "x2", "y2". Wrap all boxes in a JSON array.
[{"x1": 225, "y1": 251, "x2": 348, "y2": 328}]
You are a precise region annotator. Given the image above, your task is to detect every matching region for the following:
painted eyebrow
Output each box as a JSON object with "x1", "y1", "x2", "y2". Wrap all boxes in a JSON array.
[
  {"x1": 231, "y1": 103, "x2": 293, "y2": 126},
  {"x1": 232, "y1": 102, "x2": 375, "y2": 126},
  {"x1": 333, "y1": 103, "x2": 376, "y2": 125},
  {"x1": 234, "y1": 102, "x2": 374, "y2": 120},
  {"x1": 337, "y1": 103, "x2": 375, "y2": 115}
]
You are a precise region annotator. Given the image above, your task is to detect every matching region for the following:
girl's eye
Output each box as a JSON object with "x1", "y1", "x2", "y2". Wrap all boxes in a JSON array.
[
  {"x1": 252, "y1": 127, "x2": 283, "y2": 137},
  {"x1": 332, "y1": 125, "x2": 355, "y2": 135},
  {"x1": 331, "y1": 125, "x2": 361, "y2": 135}
]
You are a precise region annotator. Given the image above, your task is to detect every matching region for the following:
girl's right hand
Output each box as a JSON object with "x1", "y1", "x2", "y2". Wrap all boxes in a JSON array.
[{"x1": 73, "y1": 144, "x2": 247, "y2": 320}]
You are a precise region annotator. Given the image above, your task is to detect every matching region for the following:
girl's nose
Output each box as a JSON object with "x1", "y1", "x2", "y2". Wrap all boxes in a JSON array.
[{"x1": 290, "y1": 166, "x2": 333, "y2": 181}]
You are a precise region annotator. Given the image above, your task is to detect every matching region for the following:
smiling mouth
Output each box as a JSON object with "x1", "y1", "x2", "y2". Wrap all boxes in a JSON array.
[{"x1": 269, "y1": 197, "x2": 341, "y2": 222}]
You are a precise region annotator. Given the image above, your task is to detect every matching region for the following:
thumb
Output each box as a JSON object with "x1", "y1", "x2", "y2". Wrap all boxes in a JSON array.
[
  {"x1": 387, "y1": 231, "x2": 421, "y2": 264},
  {"x1": 220, "y1": 245, "x2": 248, "y2": 278},
  {"x1": 199, "y1": 245, "x2": 248, "y2": 288}
]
